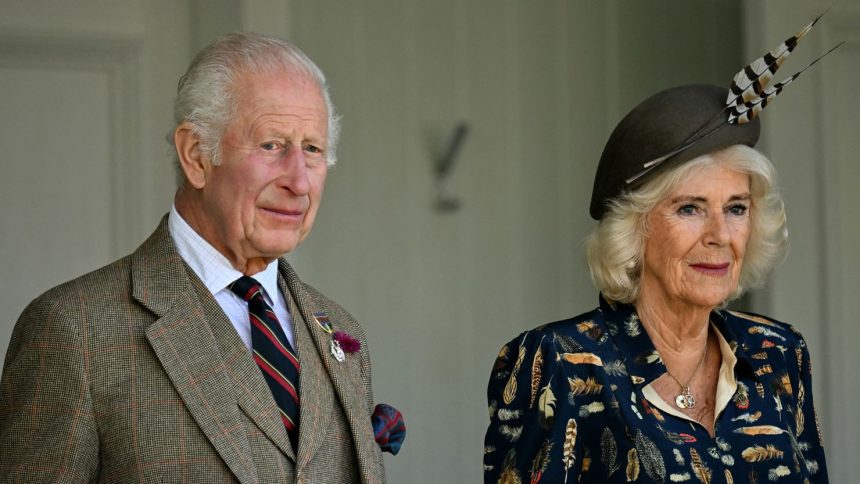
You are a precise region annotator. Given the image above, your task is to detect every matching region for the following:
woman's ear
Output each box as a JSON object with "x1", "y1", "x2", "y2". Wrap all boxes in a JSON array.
[{"x1": 174, "y1": 122, "x2": 209, "y2": 189}]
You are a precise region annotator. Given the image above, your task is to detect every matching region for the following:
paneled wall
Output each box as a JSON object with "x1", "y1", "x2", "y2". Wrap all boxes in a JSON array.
[
  {"x1": 283, "y1": 2, "x2": 743, "y2": 481},
  {"x1": 4, "y1": 1, "x2": 856, "y2": 483},
  {"x1": 0, "y1": 0, "x2": 186, "y2": 359},
  {"x1": 744, "y1": 2, "x2": 860, "y2": 482}
]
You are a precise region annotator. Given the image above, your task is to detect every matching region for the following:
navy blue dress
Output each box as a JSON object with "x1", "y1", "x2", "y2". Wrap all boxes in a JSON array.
[{"x1": 483, "y1": 296, "x2": 828, "y2": 483}]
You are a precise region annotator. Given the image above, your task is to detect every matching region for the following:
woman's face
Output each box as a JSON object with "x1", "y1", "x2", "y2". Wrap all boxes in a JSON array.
[{"x1": 640, "y1": 163, "x2": 751, "y2": 310}]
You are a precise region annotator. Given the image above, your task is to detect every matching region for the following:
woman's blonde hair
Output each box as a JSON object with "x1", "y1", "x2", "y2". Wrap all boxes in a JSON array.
[{"x1": 586, "y1": 145, "x2": 787, "y2": 304}]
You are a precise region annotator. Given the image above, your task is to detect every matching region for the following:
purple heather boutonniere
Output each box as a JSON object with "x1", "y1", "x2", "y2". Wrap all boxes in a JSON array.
[
  {"x1": 333, "y1": 331, "x2": 361, "y2": 353},
  {"x1": 313, "y1": 311, "x2": 359, "y2": 363}
]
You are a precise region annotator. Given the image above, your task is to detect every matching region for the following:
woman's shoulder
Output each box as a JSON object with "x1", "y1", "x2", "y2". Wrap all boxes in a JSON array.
[
  {"x1": 721, "y1": 309, "x2": 808, "y2": 347},
  {"x1": 492, "y1": 306, "x2": 610, "y2": 362}
]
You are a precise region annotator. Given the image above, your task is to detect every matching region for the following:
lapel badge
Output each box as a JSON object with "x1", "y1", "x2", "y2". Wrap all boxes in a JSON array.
[
  {"x1": 313, "y1": 311, "x2": 333, "y2": 332},
  {"x1": 313, "y1": 311, "x2": 347, "y2": 363}
]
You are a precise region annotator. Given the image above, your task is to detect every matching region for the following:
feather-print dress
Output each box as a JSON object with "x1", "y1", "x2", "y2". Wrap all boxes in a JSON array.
[{"x1": 483, "y1": 295, "x2": 827, "y2": 483}]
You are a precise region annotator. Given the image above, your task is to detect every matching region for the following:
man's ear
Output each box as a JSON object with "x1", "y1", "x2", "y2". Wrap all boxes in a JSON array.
[{"x1": 174, "y1": 122, "x2": 209, "y2": 189}]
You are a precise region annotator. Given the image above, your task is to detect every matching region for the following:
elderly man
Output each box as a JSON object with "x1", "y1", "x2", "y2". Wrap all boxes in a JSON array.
[{"x1": 0, "y1": 33, "x2": 389, "y2": 483}]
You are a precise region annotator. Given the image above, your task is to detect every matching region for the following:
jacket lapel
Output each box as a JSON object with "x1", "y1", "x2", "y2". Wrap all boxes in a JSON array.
[
  {"x1": 132, "y1": 218, "x2": 259, "y2": 483},
  {"x1": 284, "y1": 285, "x2": 334, "y2": 470},
  {"x1": 280, "y1": 260, "x2": 380, "y2": 483}
]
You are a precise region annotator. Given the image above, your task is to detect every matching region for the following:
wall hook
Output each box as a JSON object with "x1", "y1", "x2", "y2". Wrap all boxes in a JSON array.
[{"x1": 433, "y1": 122, "x2": 469, "y2": 213}]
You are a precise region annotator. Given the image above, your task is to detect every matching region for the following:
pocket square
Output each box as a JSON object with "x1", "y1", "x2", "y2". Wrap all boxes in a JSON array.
[{"x1": 371, "y1": 403, "x2": 405, "y2": 455}]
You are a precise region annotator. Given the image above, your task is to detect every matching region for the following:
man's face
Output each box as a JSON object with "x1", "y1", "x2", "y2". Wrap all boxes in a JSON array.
[{"x1": 198, "y1": 69, "x2": 329, "y2": 266}]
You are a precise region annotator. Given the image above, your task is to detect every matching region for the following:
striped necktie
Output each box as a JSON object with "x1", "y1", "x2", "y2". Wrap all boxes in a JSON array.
[{"x1": 230, "y1": 276, "x2": 300, "y2": 449}]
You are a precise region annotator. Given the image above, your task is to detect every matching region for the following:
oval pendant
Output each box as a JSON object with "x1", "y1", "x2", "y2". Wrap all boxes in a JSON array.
[
  {"x1": 684, "y1": 393, "x2": 696, "y2": 409},
  {"x1": 675, "y1": 394, "x2": 688, "y2": 409}
]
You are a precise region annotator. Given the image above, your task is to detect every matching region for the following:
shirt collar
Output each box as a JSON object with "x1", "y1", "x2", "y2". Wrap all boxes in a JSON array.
[{"x1": 168, "y1": 204, "x2": 281, "y2": 301}]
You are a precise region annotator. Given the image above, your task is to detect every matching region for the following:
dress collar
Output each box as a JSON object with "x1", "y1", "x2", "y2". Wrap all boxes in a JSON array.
[
  {"x1": 709, "y1": 309, "x2": 758, "y2": 377},
  {"x1": 599, "y1": 295, "x2": 667, "y2": 389},
  {"x1": 598, "y1": 294, "x2": 762, "y2": 388}
]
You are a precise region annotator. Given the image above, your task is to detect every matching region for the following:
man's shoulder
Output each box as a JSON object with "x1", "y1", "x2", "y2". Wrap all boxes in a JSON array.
[
  {"x1": 25, "y1": 254, "x2": 135, "y2": 313},
  {"x1": 298, "y1": 280, "x2": 345, "y2": 310},
  {"x1": 298, "y1": 278, "x2": 360, "y2": 329},
  {"x1": 278, "y1": 259, "x2": 363, "y2": 331},
  {"x1": 26, "y1": 218, "x2": 174, "y2": 314}
]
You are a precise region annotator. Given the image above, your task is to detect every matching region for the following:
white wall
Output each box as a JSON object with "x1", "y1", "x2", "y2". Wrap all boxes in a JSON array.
[
  {"x1": 744, "y1": 2, "x2": 860, "y2": 482},
  {"x1": 283, "y1": 1, "x2": 745, "y2": 481},
  {"x1": 0, "y1": 0, "x2": 187, "y2": 359},
  {"x1": 2, "y1": 1, "x2": 855, "y2": 482}
]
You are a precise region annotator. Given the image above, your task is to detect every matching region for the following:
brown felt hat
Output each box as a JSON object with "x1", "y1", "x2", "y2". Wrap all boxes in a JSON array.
[{"x1": 589, "y1": 84, "x2": 760, "y2": 220}]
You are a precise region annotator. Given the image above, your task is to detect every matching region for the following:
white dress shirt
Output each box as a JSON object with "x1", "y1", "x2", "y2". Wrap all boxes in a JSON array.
[{"x1": 167, "y1": 205, "x2": 296, "y2": 350}]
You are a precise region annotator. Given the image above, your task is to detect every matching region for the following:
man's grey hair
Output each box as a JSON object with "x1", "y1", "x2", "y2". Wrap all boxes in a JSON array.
[
  {"x1": 169, "y1": 32, "x2": 341, "y2": 185},
  {"x1": 585, "y1": 145, "x2": 788, "y2": 305}
]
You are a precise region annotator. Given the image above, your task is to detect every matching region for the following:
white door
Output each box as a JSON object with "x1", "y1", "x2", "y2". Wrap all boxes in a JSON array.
[{"x1": 0, "y1": 0, "x2": 189, "y2": 359}]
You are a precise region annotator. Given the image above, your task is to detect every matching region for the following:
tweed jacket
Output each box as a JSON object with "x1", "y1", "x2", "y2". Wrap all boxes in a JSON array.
[{"x1": 0, "y1": 217, "x2": 385, "y2": 483}]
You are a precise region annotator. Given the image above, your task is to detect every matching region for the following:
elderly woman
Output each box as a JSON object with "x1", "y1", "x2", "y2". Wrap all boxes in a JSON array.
[{"x1": 483, "y1": 84, "x2": 828, "y2": 483}]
